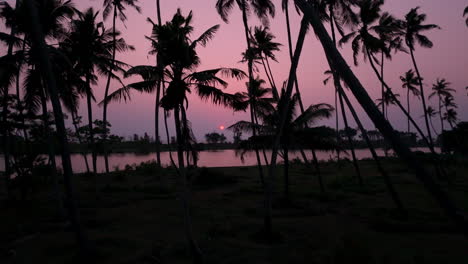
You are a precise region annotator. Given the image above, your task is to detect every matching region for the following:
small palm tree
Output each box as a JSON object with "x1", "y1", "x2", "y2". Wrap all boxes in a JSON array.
[
  {"x1": 376, "y1": 89, "x2": 400, "y2": 121},
  {"x1": 444, "y1": 108, "x2": 458, "y2": 129},
  {"x1": 101, "y1": 0, "x2": 141, "y2": 173},
  {"x1": 426, "y1": 106, "x2": 438, "y2": 136},
  {"x1": 400, "y1": 69, "x2": 421, "y2": 132},
  {"x1": 402, "y1": 7, "x2": 440, "y2": 146},
  {"x1": 429, "y1": 78, "x2": 455, "y2": 133},
  {"x1": 250, "y1": 26, "x2": 281, "y2": 100}
]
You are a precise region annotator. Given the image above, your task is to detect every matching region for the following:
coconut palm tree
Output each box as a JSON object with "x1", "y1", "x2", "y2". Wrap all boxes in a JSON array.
[
  {"x1": 216, "y1": 0, "x2": 275, "y2": 237},
  {"x1": 101, "y1": 0, "x2": 141, "y2": 173},
  {"x1": 400, "y1": 69, "x2": 421, "y2": 132},
  {"x1": 250, "y1": 26, "x2": 281, "y2": 100},
  {"x1": 61, "y1": 7, "x2": 132, "y2": 181},
  {"x1": 444, "y1": 108, "x2": 458, "y2": 129},
  {"x1": 376, "y1": 89, "x2": 400, "y2": 121},
  {"x1": 429, "y1": 79, "x2": 455, "y2": 133},
  {"x1": 230, "y1": 94, "x2": 333, "y2": 200},
  {"x1": 22, "y1": 0, "x2": 90, "y2": 253},
  {"x1": 295, "y1": 0, "x2": 468, "y2": 237},
  {"x1": 401, "y1": 7, "x2": 440, "y2": 147},
  {"x1": 106, "y1": 10, "x2": 245, "y2": 262}
]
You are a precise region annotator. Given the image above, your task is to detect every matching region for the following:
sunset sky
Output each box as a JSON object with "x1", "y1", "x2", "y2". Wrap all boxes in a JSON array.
[{"x1": 7, "y1": 0, "x2": 468, "y2": 142}]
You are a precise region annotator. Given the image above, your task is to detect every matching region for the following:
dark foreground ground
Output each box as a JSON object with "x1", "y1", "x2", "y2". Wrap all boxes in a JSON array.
[{"x1": 1, "y1": 157, "x2": 468, "y2": 264}]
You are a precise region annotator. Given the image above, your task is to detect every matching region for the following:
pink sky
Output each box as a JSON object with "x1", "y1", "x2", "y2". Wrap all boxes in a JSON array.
[{"x1": 6, "y1": 0, "x2": 468, "y2": 142}]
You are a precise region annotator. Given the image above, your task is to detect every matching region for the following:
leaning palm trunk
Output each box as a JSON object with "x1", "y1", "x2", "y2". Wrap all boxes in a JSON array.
[
  {"x1": 328, "y1": 8, "x2": 363, "y2": 187},
  {"x1": 296, "y1": 0, "x2": 468, "y2": 237},
  {"x1": 334, "y1": 76, "x2": 406, "y2": 214},
  {"x1": 266, "y1": 17, "x2": 309, "y2": 236},
  {"x1": 409, "y1": 48, "x2": 435, "y2": 148},
  {"x1": 25, "y1": 0, "x2": 89, "y2": 251},
  {"x1": 173, "y1": 105, "x2": 204, "y2": 264},
  {"x1": 40, "y1": 86, "x2": 64, "y2": 219},
  {"x1": 102, "y1": 5, "x2": 118, "y2": 174}
]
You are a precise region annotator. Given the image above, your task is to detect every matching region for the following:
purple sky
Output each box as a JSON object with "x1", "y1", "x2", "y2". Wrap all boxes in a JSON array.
[{"x1": 6, "y1": 0, "x2": 468, "y2": 142}]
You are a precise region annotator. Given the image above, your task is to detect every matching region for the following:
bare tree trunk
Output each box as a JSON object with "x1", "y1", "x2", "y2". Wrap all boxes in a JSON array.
[
  {"x1": 154, "y1": 0, "x2": 163, "y2": 166},
  {"x1": 439, "y1": 98, "x2": 444, "y2": 133},
  {"x1": 25, "y1": 0, "x2": 89, "y2": 251},
  {"x1": 102, "y1": 5, "x2": 117, "y2": 174},
  {"x1": 296, "y1": 0, "x2": 468, "y2": 237},
  {"x1": 71, "y1": 111, "x2": 90, "y2": 173},
  {"x1": 174, "y1": 105, "x2": 204, "y2": 264},
  {"x1": 40, "y1": 85, "x2": 65, "y2": 219},
  {"x1": 266, "y1": 17, "x2": 309, "y2": 237},
  {"x1": 409, "y1": 49, "x2": 435, "y2": 148}
]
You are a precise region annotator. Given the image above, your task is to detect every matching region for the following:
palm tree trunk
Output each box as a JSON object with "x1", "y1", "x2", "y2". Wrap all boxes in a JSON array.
[
  {"x1": 329, "y1": 7, "x2": 362, "y2": 187},
  {"x1": 439, "y1": 98, "x2": 444, "y2": 133},
  {"x1": 409, "y1": 49, "x2": 435, "y2": 148},
  {"x1": 40, "y1": 85, "x2": 64, "y2": 219},
  {"x1": 71, "y1": 111, "x2": 90, "y2": 173},
  {"x1": 154, "y1": 0, "x2": 163, "y2": 166},
  {"x1": 174, "y1": 105, "x2": 204, "y2": 264},
  {"x1": 296, "y1": 0, "x2": 468, "y2": 237},
  {"x1": 25, "y1": 0, "x2": 89, "y2": 251},
  {"x1": 336, "y1": 81, "x2": 406, "y2": 214},
  {"x1": 240, "y1": 0, "x2": 269, "y2": 233},
  {"x1": 86, "y1": 77, "x2": 98, "y2": 194},
  {"x1": 253, "y1": 108, "x2": 270, "y2": 166},
  {"x1": 261, "y1": 57, "x2": 278, "y2": 100},
  {"x1": 407, "y1": 88, "x2": 410, "y2": 133},
  {"x1": 381, "y1": 52, "x2": 385, "y2": 116},
  {"x1": 102, "y1": 5, "x2": 117, "y2": 174},
  {"x1": 266, "y1": 16, "x2": 309, "y2": 237}
]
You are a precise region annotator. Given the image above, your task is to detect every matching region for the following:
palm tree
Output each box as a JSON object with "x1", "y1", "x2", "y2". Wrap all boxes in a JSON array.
[
  {"x1": 216, "y1": 0, "x2": 275, "y2": 237},
  {"x1": 250, "y1": 26, "x2": 281, "y2": 100},
  {"x1": 231, "y1": 94, "x2": 333, "y2": 200},
  {"x1": 101, "y1": 0, "x2": 141, "y2": 173},
  {"x1": 106, "y1": 10, "x2": 245, "y2": 262},
  {"x1": 61, "y1": 7, "x2": 132, "y2": 181},
  {"x1": 429, "y1": 79, "x2": 455, "y2": 133},
  {"x1": 444, "y1": 108, "x2": 458, "y2": 129},
  {"x1": 400, "y1": 69, "x2": 421, "y2": 132},
  {"x1": 295, "y1": 0, "x2": 468, "y2": 237},
  {"x1": 401, "y1": 7, "x2": 440, "y2": 148},
  {"x1": 376, "y1": 89, "x2": 400, "y2": 121},
  {"x1": 23, "y1": 0, "x2": 89, "y2": 253}
]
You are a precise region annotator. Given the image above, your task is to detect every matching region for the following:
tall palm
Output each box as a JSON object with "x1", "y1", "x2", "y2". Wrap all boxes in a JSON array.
[
  {"x1": 216, "y1": 0, "x2": 275, "y2": 236},
  {"x1": 429, "y1": 79, "x2": 455, "y2": 133},
  {"x1": 400, "y1": 69, "x2": 421, "y2": 132},
  {"x1": 295, "y1": 0, "x2": 468, "y2": 237},
  {"x1": 101, "y1": 0, "x2": 141, "y2": 173},
  {"x1": 61, "y1": 7, "x2": 132, "y2": 181},
  {"x1": 23, "y1": 0, "x2": 89, "y2": 252},
  {"x1": 107, "y1": 10, "x2": 245, "y2": 262},
  {"x1": 401, "y1": 7, "x2": 440, "y2": 147}
]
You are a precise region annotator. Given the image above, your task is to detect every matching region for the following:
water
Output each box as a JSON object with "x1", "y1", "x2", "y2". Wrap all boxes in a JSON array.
[{"x1": 0, "y1": 148, "x2": 433, "y2": 173}]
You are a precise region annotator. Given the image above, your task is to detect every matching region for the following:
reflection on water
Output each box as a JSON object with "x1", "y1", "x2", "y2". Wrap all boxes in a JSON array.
[{"x1": 0, "y1": 148, "x2": 434, "y2": 173}]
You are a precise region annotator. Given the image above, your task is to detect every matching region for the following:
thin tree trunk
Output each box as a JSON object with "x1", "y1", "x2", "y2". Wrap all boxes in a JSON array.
[
  {"x1": 86, "y1": 77, "x2": 98, "y2": 195},
  {"x1": 407, "y1": 88, "x2": 410, "y2": 133},
  {"x1": 266, "y1": 16, "x2": 309, "y2": 237},
  {"x1": 261, "y1": 56, "x2": 278, "y2": 100},
  {"x1": 381, "y1": 52, "x2": 385, "y2": 116},
  {"x1": 40, "y1": 85, "x2": 64, "y2": 219},
  {"x1": 72, "y1": 111, "x2": 90, "y2": 173},
  {"x1": 409, "y1": 48, "x2": 435, "y2": 148},
  {"x1": 296, "y1": 0, "x2": 468, "y2": 237},
  {"x1": 25, "y1": 0, "x2": 89, "y2": 251},
  {"x1": 102, "y1": 5, "x2": 118, "y2": 174},
  {"x1": 154, "y1": 0, "x2": 163, "y2": 166},
  {"x1": 439, "y1": 98, "x2": 444, "y2": 133},
  {"x1": 174, "y1": 105, "x2": 204, "y2": 264}
]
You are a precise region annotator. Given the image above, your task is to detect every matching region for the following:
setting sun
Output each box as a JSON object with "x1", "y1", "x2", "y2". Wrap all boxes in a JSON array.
[{"x1": 219, "y1": 125, "x2": 225, "y2": 130}]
